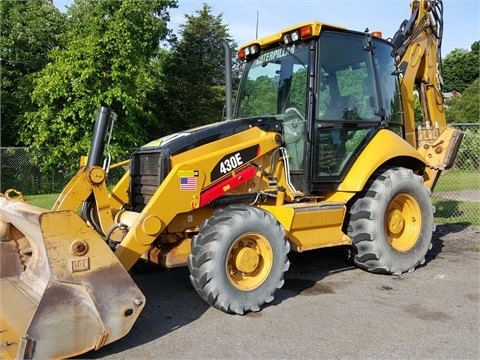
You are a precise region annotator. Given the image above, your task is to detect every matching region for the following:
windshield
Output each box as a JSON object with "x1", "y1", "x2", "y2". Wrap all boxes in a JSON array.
[{"x1": 236, "y1": 43, "x2": 310, "y2": 119}]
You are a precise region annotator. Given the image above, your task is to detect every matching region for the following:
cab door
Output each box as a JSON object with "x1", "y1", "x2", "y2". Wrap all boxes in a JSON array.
[{"x1": 310, "y1": 30, "x2": 402, "y2": 191}]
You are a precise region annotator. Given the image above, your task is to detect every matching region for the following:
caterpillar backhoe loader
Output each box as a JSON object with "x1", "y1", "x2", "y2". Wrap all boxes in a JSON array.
[{"x1": 0, "y1": 0, "x2": 463, "y2": 358}]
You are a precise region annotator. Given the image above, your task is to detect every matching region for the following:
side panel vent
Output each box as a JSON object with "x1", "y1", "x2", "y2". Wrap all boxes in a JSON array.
[{"x1": 130, "y1": 149, "x2": 170, "y2": 212}]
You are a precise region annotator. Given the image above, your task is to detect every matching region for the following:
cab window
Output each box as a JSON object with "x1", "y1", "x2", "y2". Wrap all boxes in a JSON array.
[{"x1": 314, "y1": 31, "x2": 378, "y2": 181}]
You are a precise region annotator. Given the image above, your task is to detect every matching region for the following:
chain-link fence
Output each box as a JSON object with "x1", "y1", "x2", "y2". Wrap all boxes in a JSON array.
[
  {"x1": 0, "y1": 147, "x2": 76, "y2": 194},
  {"x1": 1, "y1": 123, "x2": 479, "y2": 224},
  {"x1": 431, "y1": 123, "x2": 480, "y2": 224},
  {"x1": 0, "y1": 148, "x2": 125, "y2": 195}
]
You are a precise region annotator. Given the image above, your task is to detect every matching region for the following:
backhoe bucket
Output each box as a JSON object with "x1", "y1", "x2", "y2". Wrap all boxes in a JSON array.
[{"x1": 0, "y1": 197, "x2": 145, "y2": 359}]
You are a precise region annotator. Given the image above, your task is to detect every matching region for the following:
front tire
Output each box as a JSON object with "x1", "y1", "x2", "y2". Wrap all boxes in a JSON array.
[
  {"x1": 188, "y1": 204, "x2": 290, "y2": 314},
  {"x1": 348, "y1": 167, "x2": 434, "y2": 275}
]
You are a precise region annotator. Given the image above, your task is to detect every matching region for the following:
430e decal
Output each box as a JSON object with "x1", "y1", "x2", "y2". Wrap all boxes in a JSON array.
[{"x1": 211, "y1": 145, "x2": 259, "y2": 182}]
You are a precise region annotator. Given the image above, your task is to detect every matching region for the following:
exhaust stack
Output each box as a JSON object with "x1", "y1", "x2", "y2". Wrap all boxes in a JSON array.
[
  {"x1": 223, "y1": 41, "x2": 233, "y2": 120},
  {"x1": 87, "y1": 106, "x2": 111, "y2": 168}
]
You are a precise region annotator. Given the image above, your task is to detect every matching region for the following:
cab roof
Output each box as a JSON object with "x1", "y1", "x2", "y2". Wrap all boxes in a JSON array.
[{"x1": 238, "y1": 21, "x2": 347, "y2": 50}]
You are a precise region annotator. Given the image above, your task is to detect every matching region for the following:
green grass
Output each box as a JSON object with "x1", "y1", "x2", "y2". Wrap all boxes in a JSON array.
[
  {"x1": 435, "y1": 169, "x2": 480, "y2": 192},
  {"x1": 25, "y1": 193, "x2": 59, "y2": 209},
  {"x1": 433, "y1": 199, "x2": 480, "y2": 225},
  {"x1": 432, "y1": 169, "x2": 480, "y2": 225}
]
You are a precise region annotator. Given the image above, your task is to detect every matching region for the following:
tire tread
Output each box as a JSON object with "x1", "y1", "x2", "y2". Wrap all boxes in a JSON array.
[
  {"x1": 188, "y1": 204, "x2": 290, "y2": 315},
  {"x1": 348, "y1": 166, "x2": 433, "y2": 275}
]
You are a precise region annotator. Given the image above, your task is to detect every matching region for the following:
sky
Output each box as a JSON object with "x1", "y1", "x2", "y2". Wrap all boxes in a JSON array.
[{"x1": 53, "y1": 0, "x2": 480, "y2": 56}]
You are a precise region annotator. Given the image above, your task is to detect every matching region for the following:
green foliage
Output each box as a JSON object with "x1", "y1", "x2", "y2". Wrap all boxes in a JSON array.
[
  {"x1": 442, "y1": 41, "x2": 479, "y2": 92},
  {"x1": 445, "y1": 78, "x2": 480, "y2": 123},
  {"x1": 454, "y1": 127, "x2": 480, "y2": 171},
  {"x1": 413, "y1": 93, "x2": 423, "y2": 124},
  {"x1": 239, "y1": 68, "x2": 307, "y2": 118},
  {"x1": 0, "y1": 0, "x2": 66, "y2": 146},
  {"x1": 23, "y1": 0, "x2": 177, "y2": 171},
  {"x1": 239, "y1": 75, "x2": 280, "y2": 117},
  {"x1": 159, "y1": 3, "x2": 236, "y2": 131}
]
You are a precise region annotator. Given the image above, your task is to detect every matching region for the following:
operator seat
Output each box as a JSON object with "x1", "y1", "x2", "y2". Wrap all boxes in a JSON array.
[{"x1": 321, "y1": 96, "x2": 356, "y2": 120}]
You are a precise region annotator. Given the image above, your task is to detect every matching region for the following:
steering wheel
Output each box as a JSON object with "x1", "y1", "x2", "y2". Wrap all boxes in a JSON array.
[{"x1": 283, "y1": 107, "x2": 305, "y2": 143}]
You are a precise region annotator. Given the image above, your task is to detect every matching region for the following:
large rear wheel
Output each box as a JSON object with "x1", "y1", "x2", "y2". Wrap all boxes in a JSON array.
[
  {"x1": 347, "y1": 167, "x2": 434, "y2": 275},
  {"x1": 188, "y1": 204, "x2": 290, "y2": 314}
]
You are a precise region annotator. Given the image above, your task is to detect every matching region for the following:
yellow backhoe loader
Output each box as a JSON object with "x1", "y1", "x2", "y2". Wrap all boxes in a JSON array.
[{"x1": 0, "y1": 0, "x2": 462, "y2": 358}]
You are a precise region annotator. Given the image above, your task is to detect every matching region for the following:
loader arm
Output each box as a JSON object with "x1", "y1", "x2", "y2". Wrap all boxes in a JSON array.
[
  {"x1": 52, "y1": 166, "x2": 114, "y2": 234},
  {"x1": 392, "y1": 0, "x2": 463, "y2": 189},
  {"x1": 52, "y1": 107, "x2": 130, "y2": 237}
]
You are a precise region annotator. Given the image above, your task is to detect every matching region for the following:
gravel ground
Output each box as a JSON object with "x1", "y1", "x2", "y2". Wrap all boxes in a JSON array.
[{"x1": 77, "y1": 224, "x2": 480, "y2": 360}]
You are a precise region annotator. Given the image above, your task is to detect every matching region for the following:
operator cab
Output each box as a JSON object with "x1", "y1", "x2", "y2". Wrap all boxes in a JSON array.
[{"x1": 236, "y1": 25, "x2": 403, "y2": 194}]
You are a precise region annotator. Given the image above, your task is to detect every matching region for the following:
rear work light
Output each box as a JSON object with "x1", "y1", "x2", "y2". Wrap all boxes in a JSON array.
[
  {"x1": 238, "y1": 43, "x2": 261, "y2": 60},
  {"x1": 283, "y1": 30, "x2": 300, "y2": 45}
]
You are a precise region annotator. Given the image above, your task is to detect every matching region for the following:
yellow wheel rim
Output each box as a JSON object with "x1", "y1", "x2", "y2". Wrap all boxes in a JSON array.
[
  {"x1": 386, "y1": 193, "x2": 422, "y2": 252},
  {"x1": 226, "y1": 233, "x2": 273, "y2": 291}
]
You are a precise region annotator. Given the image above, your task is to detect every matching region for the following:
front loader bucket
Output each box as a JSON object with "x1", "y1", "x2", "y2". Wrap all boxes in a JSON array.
[{"x1": 0, "y1": 196, "x2": 145, "y2": 359}]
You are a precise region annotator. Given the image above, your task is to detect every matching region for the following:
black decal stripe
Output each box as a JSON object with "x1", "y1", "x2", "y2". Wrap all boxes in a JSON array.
[{"x1": 211, "y1": 145, "x2": 259, "y2": 182}]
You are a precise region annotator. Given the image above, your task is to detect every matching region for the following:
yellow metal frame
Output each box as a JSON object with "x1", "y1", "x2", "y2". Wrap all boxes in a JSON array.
[
  {"x1": 322, "y1": 129, "x2": 425, "y2": 204},
  {"x1": 396, "y1": 0, "x2": 463, "y2": 189},
  {"x1": 45, "y1": 0, "x2": 460, "y2": 269},
  {"x1": 239, "y1": 21, "x2": 344, "y2": 50},
  {"x1": 115, "y1": 127, "x2": 282, "y2": 270},
  {"x1": 52, "y1": 166, "x2": 114, "y2": 235},
  {"x1": 260, "y1": 203, "x2": 350, "y2": 252}
]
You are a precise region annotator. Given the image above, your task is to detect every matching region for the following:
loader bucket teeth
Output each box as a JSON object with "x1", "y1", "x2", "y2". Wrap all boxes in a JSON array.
[{"x1": 0, "y1": 197, "x2": 145, "y2": 359}]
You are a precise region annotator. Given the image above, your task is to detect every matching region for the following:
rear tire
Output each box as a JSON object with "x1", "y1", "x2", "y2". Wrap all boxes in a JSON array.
[
  {"x1": 188, "y1": 204, "x2": 290, "y2": 314},
  {"x1": 347, "y1": 167, "x2": 433, "y2": 275}
]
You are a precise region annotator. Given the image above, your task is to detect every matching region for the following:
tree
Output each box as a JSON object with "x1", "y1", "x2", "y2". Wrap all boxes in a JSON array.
[
  {"x1": 442, "y1": 41, "x2": 479, "y2": 92},
  {"x1": 445, "y1": 78, "x2": 480, "y2": 123},
  {"x1": 159, "y1": 3, "x2": 237, "y2": 132},
  {"x1": 445, "y1": 78, "x2": 480, "y2": 171},
  {"x1": 0, "y1": 0, "x2": 66, "y2": 146},
  {"x1": 23, "y1": 0, "x2": 177, "y2": 171},
  {"x1": 413, "y1": 92, "x2": 423, "y2": 124}
]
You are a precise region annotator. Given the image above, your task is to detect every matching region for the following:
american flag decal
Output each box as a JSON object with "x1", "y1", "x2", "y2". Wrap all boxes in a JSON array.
[{"x1": 180, "y1": 176, "x2": 197, "y2": 191}]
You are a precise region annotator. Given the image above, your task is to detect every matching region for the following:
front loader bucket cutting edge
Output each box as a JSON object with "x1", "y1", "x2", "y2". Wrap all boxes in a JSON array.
[{"x1": 0, "y1": 197, "x2": 145, "y2": 359}]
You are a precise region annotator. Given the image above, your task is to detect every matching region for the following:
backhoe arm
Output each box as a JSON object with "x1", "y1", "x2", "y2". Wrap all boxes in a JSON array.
[{"x1": 392, "y1": 0, "x2": 463, "y2": 189}]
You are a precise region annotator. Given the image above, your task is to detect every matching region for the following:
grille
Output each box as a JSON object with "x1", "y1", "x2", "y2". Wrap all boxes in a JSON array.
[{"x1": 130, "y1": 149, "x2": 170, "y2": 212}]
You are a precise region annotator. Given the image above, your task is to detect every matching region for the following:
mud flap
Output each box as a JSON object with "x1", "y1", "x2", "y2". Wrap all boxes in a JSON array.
[{"x1": 0, "y1": 197, "x2": 145, "y2": 359}]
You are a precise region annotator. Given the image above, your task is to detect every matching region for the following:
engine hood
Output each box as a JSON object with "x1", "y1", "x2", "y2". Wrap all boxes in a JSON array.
[{"x1": 138, "y1": 117, "x2": 282, "y2": 156}]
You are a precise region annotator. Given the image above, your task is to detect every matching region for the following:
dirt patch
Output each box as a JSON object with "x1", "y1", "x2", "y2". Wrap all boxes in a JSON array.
[{"x1": 432, "y1": 224, "x2": 480, "y2": 254}]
